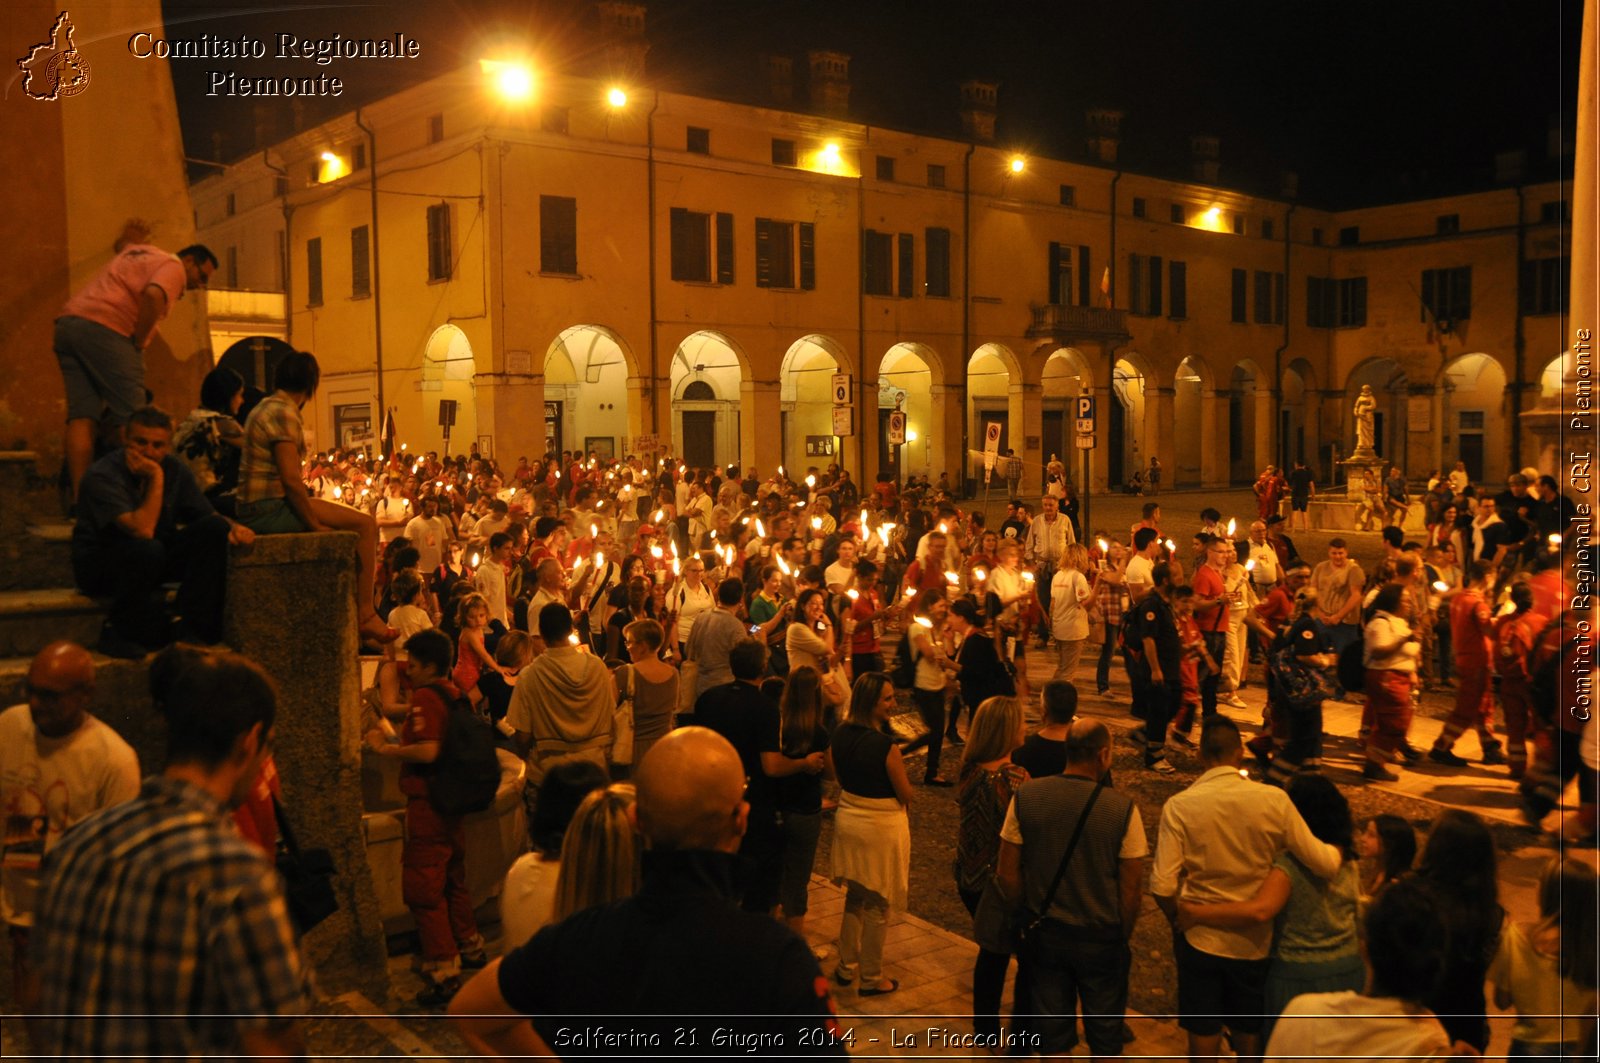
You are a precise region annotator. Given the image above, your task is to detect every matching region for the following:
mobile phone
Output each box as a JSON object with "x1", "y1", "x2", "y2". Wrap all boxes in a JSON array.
[{"x1": 749, "y1": 624, "x2": 762, "y2": 634}]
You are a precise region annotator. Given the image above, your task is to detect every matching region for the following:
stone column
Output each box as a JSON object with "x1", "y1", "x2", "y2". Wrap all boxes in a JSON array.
[
  {"x1": 224, "y1": 531, "x2": 388, "y2": 996},
  {"x1": 1200, "y1": 389, "x2": 1227, "y2": 487},
  {"x1": 743, "y1": 379, "x2": 782, "y2": 473},
  {"x1": 625, "y1": 376, "x2": 650, "y2": 445},
  {"x1": 1253, "y1": 385, "x2": 1276, "y2": 473},
  {"x1": 1012, "y1": 381, "x2": 1043, "y2": 494},
  {"x1": 1145, "y1": 386, "x2": 1175, "y2": 486},
  {"x1": 930, "y1": 384, "x2": 963, "y2": 487},
  {"x1": 1404, "y1": 385, "x2": 1435, "y2": 479},
  {"x1": 475, "y1": 371, "x2": 544, "y2": 462}
]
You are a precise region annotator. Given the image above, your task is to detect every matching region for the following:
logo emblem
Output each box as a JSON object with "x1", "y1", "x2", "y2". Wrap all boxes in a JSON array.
[{"x1": 17, "y1": 12, "x2": 91, "y2": 101}]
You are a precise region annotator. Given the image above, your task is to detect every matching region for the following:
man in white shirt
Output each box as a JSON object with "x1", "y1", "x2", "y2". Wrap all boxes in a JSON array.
[
  {"x1": 475, "y1": 531, "x2": 515, "y2": 628},
  {"x1": 403, "y1": 495, "x2": 454, "y2": 574},
  {"x1": 1242, "y1": 521, "x2": 1280, "y2": 594},
  {"x1": 372, "y1": 477, "x2": 412, "y2": 544},
  {"x1": 1025, "y1": 494, "x2": 1076, "y2": 644},
  {"x1": 1123, "y1": 527, "x2": 1162, "y2": 602},
  {"x1": 1151, "y1": 716, "x2": 1341, "y2": 1063},
  {"x1": 824, "y1": 537, "x2": 859, "y2": 597},
  {"x1": 1, "y1": 642, "x2": 140, "y2": 1019}
]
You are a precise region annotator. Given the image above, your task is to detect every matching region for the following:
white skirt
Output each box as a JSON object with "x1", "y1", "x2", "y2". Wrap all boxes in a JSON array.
[{"x1": 830, "y1": 792, "x2": 910, "y2": 910}]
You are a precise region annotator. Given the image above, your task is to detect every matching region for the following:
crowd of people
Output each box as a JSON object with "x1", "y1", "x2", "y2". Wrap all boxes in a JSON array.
[{"x1": 17, "y1": 252, "x2": 1599, "y2": 1059}]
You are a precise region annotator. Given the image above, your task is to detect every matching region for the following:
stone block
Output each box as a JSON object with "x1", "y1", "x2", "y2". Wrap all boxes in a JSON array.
[{"x1": 224, "y1": 530, "x2": 388, "y2": 995}]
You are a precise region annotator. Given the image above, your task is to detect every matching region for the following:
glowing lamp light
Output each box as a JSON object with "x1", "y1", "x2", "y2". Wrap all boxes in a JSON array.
[
  {"x1": 945, "y1": 572, "x2": 960, "y2": 585},
  {"x1": 905, "y1": 428, "x2": 918, "y2": 442},
  {"x1": 1432, "y1": 580, "x2": 1450, "y2": 593},
  {"x1": 483, "y1": 59, "x2": 534, "y2": 101},
  {"x1": 821, "y1": 142, "x2": 840, "y2": 161},
  {"x1": 973, "y1": 567, "x2": 987, "y2": 582},
  {"x1": 806, "y1": 474, "x2": 816, "y2": 488},
  {"x1": 777, "y1": 557, "x2": 792, "y2": 576},
  {"x1": 1009, "y1": 156, "x2": 1025, "y2": 173},
  {"x1": 568, "y1": 632, "x2": 581, "y2": 646},
  {"x1": 811, "y1": 517, "x2": 823, "y2": 530},
  {"x1": 1226, "y1": 518, "x2": 1237, "y2": 537},
  {"x1": 1245, "y1": 559, "x2": 1256, "y2": 572},
  {"x1": 847, "y1": 589, "x2": 860, "y2": 601},
  {"x1": 1022, "y1": 571, "x2": 1035, "y2": 583},
  {"x1": 470, "y1": 552, "x2": 481, "y2": 568},
  {"x1": 914, "y1": 616, "x2": 934, "y2": 629},
  {"x1": 1165, "y1": 539, "x2": 1176, "y2": 552},
  {"x1": 400, "y1": 444, "x2": 408, "y2": 451},
  {"x1": 938, "y1": 522, "x2": 949, "y2": 534},
  {"x1": 1549, "y1": 533, "x2": 1563, "y2": 545},
  {"x1": 650, "y1": 545, "x2": 664, "y2": 559},
  {"x1": 903, "y1": 586, "x2": 916, "y2": 598}
]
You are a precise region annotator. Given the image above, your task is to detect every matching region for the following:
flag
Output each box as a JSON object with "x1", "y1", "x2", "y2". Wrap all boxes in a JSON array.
[{"x1": 1100, "y1": 266, "x2": 1112, "y2": 309}]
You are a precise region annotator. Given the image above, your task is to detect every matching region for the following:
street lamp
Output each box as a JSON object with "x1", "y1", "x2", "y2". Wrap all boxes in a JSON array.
[
  {"x1": 607, "y1": 86, "x2": 628, "y2": 108},
  {"x1": 481, "y1": 59, "x2": 534, "y2": 101},
  {"x1": 1009, "y1": 155, "x2": 1026, "y2": 174}
]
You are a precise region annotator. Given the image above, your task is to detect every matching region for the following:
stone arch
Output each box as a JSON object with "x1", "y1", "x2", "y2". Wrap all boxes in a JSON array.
[
  {"x1": 1279, "y1": 357, "x2": 1319, "y2": 473},
  {"x1": 1436, "y1": 351, "x2": 1510, "y2": 484},
  {"x1": 1172, "y1": 355, "x2": 1211, "y2": 487},
  {"x1": 967, "y1": 343, "x2": 1018, "y2": 488},
  {"x1": 543, "y1": 324, "x2": 634, "y2": 460},
  {"x1": 877, "y1": 343, "x2": 940, "y2": 480},
  {"x1": 1110, "y1": 355, "x2": 1147, "y2": 488},
  {"x1": 779, "y1": 334, "x2": 848, "y2": 471},
  {"x1": 1227, "y1": 358, "x2": 1272, "y2": 485},
  {"x1": 670, "y1": 331, "x2": 747, "y2": 469},
  {"x1": 1344, "y1": 356, "x2": 1411, "y2": 473},
  {"x1": 1538, "y1": 352, "x2": 1567, "y2": 398},
  {"x1": 421, "y1": 324, "x2": 478, "y2": 453}
]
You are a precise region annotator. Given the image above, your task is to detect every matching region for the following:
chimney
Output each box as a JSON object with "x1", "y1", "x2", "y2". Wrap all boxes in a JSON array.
[
  {"x1": 1189, "y1": 134, "x2": 1220, "y2": 183},
  {"x1": 1084, "y1": 107, "x2": 1123, "y2": 164},
  {"x1": 596, "y1": 1, "x2": 649, "y2": 78},
  {"x1": 1494, "y1": 149, "x2": 1527, "y2": 185},
  {"x1": 1279, "y1": 170, "x2": 1299, "y2": 199},
  {"x1": 806, "y1": 49, "x2": 850, "y2": 116},
  {"x1": 765, "y1": 54, "x2": 794, "y2": 106},
  {"x1": 958, "y1": 79, "x2": 998, "y2": 143}
]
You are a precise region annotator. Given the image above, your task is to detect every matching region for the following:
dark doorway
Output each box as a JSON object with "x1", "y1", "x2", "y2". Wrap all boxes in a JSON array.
[
  {"x1": 544, "y1": 401, "x2": 562, "y2": 457},
  {"x1": 682, "y1": 410, "x2": 716, "y2": 469},
  {"x1": 1042, "y1": 408, "x2": 1066, "y2": 489},
  {"x1": 1459, "y1": 433, "x2": 1484, "y2": 483}
]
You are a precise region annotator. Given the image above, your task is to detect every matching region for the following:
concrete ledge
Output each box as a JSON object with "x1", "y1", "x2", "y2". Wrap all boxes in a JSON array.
[
  {"x1": 1306, "y1": 499, "x2": 1426, "y2": 533},
  {"x1": 224, "y1": 530, "x2": 388, "y2": 995}
]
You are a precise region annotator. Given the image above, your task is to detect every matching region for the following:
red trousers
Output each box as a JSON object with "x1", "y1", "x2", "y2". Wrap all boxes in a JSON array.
[
  {"x1": 403, "y1": 797, "x2": 477, "y2": 963},
  {"x1": 1434, "y1": 658, "x2": 1498, "y2": 750},
  {"x1": 1500, "y1": 682, "x2": 1537, "y2": 772},
  {"x1": 1364, "y1": 669, "x2": 1414, "y2": 761}
]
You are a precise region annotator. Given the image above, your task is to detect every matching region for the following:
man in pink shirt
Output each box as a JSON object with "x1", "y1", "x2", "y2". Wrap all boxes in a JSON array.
[{"x1": 55, "y1": 241, "x2": 217, "y2": 503}]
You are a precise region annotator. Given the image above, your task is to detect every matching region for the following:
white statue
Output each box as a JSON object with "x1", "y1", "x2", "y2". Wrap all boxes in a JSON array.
[{"x1": 1353, "y1": 385, "x2": 1377, "y2": 454}]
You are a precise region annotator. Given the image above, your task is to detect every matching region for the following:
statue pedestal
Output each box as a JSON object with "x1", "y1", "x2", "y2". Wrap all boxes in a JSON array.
[{"x1": 1338, "y1": 454, "x2": 1388, "y2": 499}]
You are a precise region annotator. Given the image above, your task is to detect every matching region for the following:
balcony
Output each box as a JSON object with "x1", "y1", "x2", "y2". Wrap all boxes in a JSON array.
[{"x1": 1026, "y1": 303, "x2": 1130, "y2": 345}]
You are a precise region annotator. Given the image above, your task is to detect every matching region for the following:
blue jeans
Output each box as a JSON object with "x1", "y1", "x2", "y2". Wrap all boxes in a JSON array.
[
  {"x1": 1023, "y1": 921, "x2": 1130, "y2": 1057},
  {"x1": 1097, "y1": 622, "x2": 1119, "y2": 691}
]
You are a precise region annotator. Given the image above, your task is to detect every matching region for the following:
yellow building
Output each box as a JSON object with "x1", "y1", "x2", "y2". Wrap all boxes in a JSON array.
[{"x1": 191, "y1": 8, "x2": 1572, "y2": 493}]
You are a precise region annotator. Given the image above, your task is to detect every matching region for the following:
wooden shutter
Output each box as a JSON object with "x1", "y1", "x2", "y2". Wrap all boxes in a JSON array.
[
  {"x1": 798, "y1": 222, "x2": 815, "y2": 290},
  {"x1": 754, "y1": 219, "x2": 772, "y2": 288},
  {"x1": 897, "y1": 232, "x2": 914, "y2": 297},
  {"x1": 1078, "y1": 245, "x2": 1091, "y2": 307},
  {"x1": 715, "y1": 213, "x2": 734, "y2": 284}
]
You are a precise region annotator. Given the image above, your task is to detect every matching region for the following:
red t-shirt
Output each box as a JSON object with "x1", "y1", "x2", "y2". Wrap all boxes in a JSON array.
[
  {"x1": 1450, "y1": 589, "x2": 1493, "y2": 663},
  {"x1": 1257, "y1": 587, "x2": 1295, "y2": 637},
  {"x1": 1191, "y1": 564, "x2": 1228, "y2": 632},
  {"x1": 399, "y1": 681, "x2": 457, "y2": 797},
  {"x1": 1177, "y1": 615, "x2": 1202, "y2": 702},
  {"x1": 902, "y1": 559, "x2": 948, "y2": 595},
  {"x1": 850, "y1": 590, "x2": 881, "y2": 655}
]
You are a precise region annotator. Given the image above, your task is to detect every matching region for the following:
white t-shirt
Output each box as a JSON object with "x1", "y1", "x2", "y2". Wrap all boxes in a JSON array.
[
  {"x1": 1266, "y1": 991, "x2": 1452, "y2": 1062},
  {"x1": 1050, "y1": 567, "x2": 1092, "y2": 642},
  {"x1": 403, "y1": 514, "x2": 452, "y2": 573},
  {"x1": 824, "y1": 561, "x2": 856, "y2": 593},
  {"x1": 499, "y1": 853, "x2": 561, "y2": 950},
  {"x1": 0, "y1": 706, "x2": 141, "y2": 926},
  {"x1": 669, "y1": 580, "x2": 715, "y2": 646},
  {"x1": 373, "y1": 495, "x2": 411, "y2": 542},
  {"x1": 1124, "y1": 554, "x2": 1155, "y2": 597},
  {"x1": 389, "y1": 604, "x2": 434, "y2": 642}
]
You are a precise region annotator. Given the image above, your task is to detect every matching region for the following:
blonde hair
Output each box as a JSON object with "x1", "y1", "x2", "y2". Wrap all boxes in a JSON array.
[
  {"x1": 552, "y1": 783, "x2": 640, "y2": 921},
  {"x1": 961, "y1": 696, "x2": 1023, "y2": 775},
  {"x1": 1064, "y1": 543, "x2": 1089, "y2": 572},
  {"x1": 456, "y1": 591, "x2": 491, "y2": 628}
]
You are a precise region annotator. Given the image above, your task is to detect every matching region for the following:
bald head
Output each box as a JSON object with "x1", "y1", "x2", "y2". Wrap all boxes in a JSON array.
[
  {"x1": 27, "y1": 641, "x2": 96, "y2": 739},
  {"x1": 631, "y1": 727, "x2": 747, "y2": 852},
  {"x1": 1063, "y1": 717, "x2": 1111, "y2": 767}
]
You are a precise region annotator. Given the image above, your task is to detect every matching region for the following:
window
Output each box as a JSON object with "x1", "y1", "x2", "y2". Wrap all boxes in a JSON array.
[
  {"x1": 1261, "y1": 219, "x2": 1274, "y2": 240},
  {"x1": 925, "y1": 227, "x2": 951, "y2": 297},
  {"x1": 352, "y1": 142, "x2": 367, "y2": 171},
  {"x1": 1047, "y1": 243, "x2": 1091, "y2": 306},
  {"x1": 1230, "y1": 268, "x2": 1247, "y2": 323},
  {"x1": 1307, "y1": 276, "x2": 1335, "y2": 328},
  {"x1": 1338, "y1": 225, "x2": 1360, "y2": 246},
  {"x1": 1254, "y1": 270, "x2": 1285, "y2": 324},
  {"x1": 351, "y1": 225, "x2": 370, "y2": 298},
  {"x1": 1170, "y1": 204, "x2": 1185, "y2": 224},
  {"x1": 1233, "y1": 215, "x2": 1246, "y2": 235},
  {"x1": 927, "y1": 164, "x2": 946, "y2": 189},
  {"x1": 1131, "y1": 197, "x2": 1146, "y2": 219},
  {"x1": 1521, "y1": 256, "x2": 1568, "y2": 315},
  {"x1": 1128, "y1": 253, "x2": 1162, "y2": 316},
  {"x1": 686, "y1": 126, "x2": 710, "y2": 154},
  {"x1": 1540, "y1": 200, "x2": 1569, "y2": 223},
  {"x1": 541, "y1": 106, "x2": 569, "y2": 135},
  {"x1": 1311, "y1": 226, "x2": 1323, "y2": 245},
  {"x1": 1168, "y1": 260, "x2": 1187, "y2": 318},
  {"x1": 225, "y1": 246, "x2": 238, "y2": 289},
  {"x1": 1421, "y1": 266, "x2": 1471, "y2": 323},
  {"x1": 1436, "y1": 213, "x2": 1460, "y2": 235},
  {"x1": 225, "y1": 192, "x2": 236, "y2": 217},
  {"x1": 875, "y1": 155, "x2": 895, "y2": 181},
  {"x1": 425, "y1": 203, "x2": 451, "y2": 282},
  {"x1": 306, "y1": 236, "x2": 323, "y2": 306},
  {"x1": 755, "y1": 218, "x2": 814, "y2": 290},
  {"x1": 428, "y1": 113, "x2": 445, "y2": 144},
  {"x1": 771, "y1": 138, "x2": 796, "y2": 166},
  {"x1": 864, "y1": 231, "x2": 913, "y2": 297},
  {"x1": 1459, "y1": 410, "x2": 1485, "y2": 431},
  {"x1": 669, "y1": 209, "x2": 733, "y2": 283},
  {"x1": 1337, "y1": 277, "x2": 1367, "y2": 327},
  {"x1": 1059, "y1": 184, "x2": 1075, "y2": 207},
  {"x1": 540, "y1": 195, "x2": 578, "y2": 275}
]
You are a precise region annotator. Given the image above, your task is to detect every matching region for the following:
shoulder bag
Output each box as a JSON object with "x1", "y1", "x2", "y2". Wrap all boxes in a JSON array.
[
  {"x1": 612, "y1": 664, "x2": 636, "y2": 766},
  {"x1": 1014, "y1": 781, "x2": 1104, "y2": 955}
]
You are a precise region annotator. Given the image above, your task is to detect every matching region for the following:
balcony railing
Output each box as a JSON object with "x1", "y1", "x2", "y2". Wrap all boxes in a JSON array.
[{"x1": 1026, "y1": 303, "x2": 1130, "y2": 342}]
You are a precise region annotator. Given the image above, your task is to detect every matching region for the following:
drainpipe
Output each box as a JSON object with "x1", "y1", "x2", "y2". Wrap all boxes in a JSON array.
[
  {"x1": 1511, "y1": 184, "x2": 1526, "y2": 469},
  {"x1": 1272, "y1": 202, "x2": 1297, "y2": 470},
  {"x1": 857, "y1": 133, "x2": 868, "y2": 487},
  {"x1": 961, "y1": 142, "x2": 975, "y2": 493},
  {"x1": 647, "y1": 90, "x2": 661, "y2": 437},
  {"x1": 354, "y1": 107, "x2": 385, "y2": 428}
]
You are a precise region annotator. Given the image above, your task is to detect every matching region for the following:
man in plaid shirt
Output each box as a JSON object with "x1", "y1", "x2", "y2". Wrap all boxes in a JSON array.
[{"x1": 32, "y1": 646, "x2": 308, "y2": 1059}]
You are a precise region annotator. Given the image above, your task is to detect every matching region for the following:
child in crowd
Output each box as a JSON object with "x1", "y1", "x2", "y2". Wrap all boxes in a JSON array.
[
  {"x1": 1356, "y1": 813, "x2": 1416, "y2": 901},
  {"x1": 1490, "y1": 857, "x2": 1598, "y2": 1058},
  {"x1": 478, "y1": 630, "x2": 533, "y2": 736},
  {"x1": 1168, "y1": 587, "x2": 1214, "y2": 746},
  {"x1": 388, "y1": 570, "x2": 435, "y2": 642},
  {"x1": 453, "y1": 592, "x2": 510, "y2": 708}
]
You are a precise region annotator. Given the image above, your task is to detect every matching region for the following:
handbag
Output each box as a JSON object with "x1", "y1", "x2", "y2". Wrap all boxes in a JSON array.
[
  {"x1": 819, "y1": 665, "x2": 851, "y2": 708},
  {"x1": 271, "y1": 794, "x2": 339, "y2": 935},
  {"x1": 613, "y1": 664, "x2": 636, "y2": 766},
  {"x1": 1014, "y1": 782, "x2": 1104, "y2": 953}
]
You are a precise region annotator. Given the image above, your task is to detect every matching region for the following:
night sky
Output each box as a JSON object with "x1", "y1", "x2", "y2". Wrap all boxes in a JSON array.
[{"x1": 167, "y1": 0, "x2": 1584, "y2": 207}]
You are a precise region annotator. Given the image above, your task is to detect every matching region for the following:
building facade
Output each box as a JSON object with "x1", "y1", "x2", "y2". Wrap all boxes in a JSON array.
[{"x1": 191, "y1": 27, "x2": 1572, "y2": 494}]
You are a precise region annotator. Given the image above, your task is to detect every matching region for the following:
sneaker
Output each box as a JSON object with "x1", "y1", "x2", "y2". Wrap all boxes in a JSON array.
[
  {"x1": 1428, "y1": 748, "x2": 1469, "y2": 768},
  {"x1": 1222, "y1": 693, "x2": 1248, "y2": 709},
  {"x1": 1169, "y1": 731, "x2": 1196, "y2": 749},
  {"x1": 459, "y1": 948, "x2": 489, "y2": 971},
  {"x1": 1146, "y1": 758, "x2": 1176, "y2": 775},
  {"x1": 1480, "y1": 743, "x2": 1506, "y2": 766},
  {"x1": 415, "y1": 975, "x2": 462, "y2": 1009},
  {"x1": 1097, "y1": 686, "x2": 1111, "y2": 697},
  {"x1": 1124, "y1": 726, "x2": 1147, "y2": 747},
  {"x1": 1362, "y1": 762, "x2": 1400, "y2": 782},
  {"x1": 1397, "y1": 742, "x2": 1423, "y2": 764}
]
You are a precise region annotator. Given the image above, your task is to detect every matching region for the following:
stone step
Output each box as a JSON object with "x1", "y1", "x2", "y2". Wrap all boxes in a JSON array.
[
  {"x1": 0, "y1": 523, "x2": 75, "y2": 591},
  {"x1": 0, "y1": 587, "x2": 108, "y2": 657},
  {"x1": 0, "y1": 451, "x2": 42, "y2": 538}
]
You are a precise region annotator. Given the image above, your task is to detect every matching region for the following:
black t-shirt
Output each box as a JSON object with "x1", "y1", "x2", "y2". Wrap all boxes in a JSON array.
[
  {"x1": 1011, "y1": 734, "x2": 1066, "y2": 780},
  {"x1": 498, "y1": 850, "x2": 844, "y2": 1057},
  {"x1": 1000, "y1": 519, "x2": 1027, "y2": 541},
  {"x1": 1288, "y1": 467, "x2": 1314, "y2": 499},
  {"x1": 72, "y1": 451, "x2": 213, "y2": 559},
  {"x1": 1493, "y1": 490, "x2": 1531, "y2": 543},
  {"x1": 696, "y1": 681, "x2": 779, "y2": 807},
  {"x1": 759, "y1": 704, "x2": 831, "y2": 814},
  {"x1": 1129, "y1": 591, "x2": 1181, "y2": 677},
  {"x1": 831, "y1": 722, "x2": 895, "y2": 799}
]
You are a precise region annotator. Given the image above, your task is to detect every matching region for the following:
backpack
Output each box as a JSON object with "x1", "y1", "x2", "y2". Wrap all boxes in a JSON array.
[
  {"x1": 891, "y1": 629, "x2": 918, "y2": 689},
  {"x1": 426, "y1": 684, "x2": 501, "y2": 816},
  {"x1": 1336, "y1": 638, "x2": 1366, "y2": 695}
]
